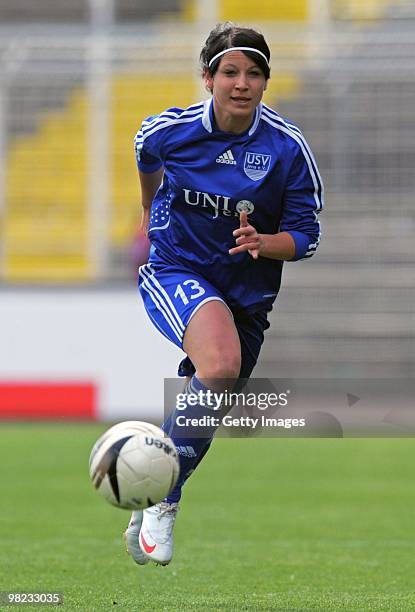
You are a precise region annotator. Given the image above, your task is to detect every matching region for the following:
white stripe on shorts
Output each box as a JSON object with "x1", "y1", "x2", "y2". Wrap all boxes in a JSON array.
[
  {"x1": 139, "y1": 265, "x2": 185, "y2": 342},
  {"x1": 140, "y1": 265, "x2": 185, "y2": 333}
]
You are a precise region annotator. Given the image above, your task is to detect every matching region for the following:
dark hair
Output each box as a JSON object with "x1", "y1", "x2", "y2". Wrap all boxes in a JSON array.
[{"x1": 200, "y1": 22, "x2": 271, "y2": 80}]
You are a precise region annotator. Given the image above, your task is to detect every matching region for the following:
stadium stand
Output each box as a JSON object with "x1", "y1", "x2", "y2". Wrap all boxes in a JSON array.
[
  {"x1": 183, "y1": 0, "x2": 308, "y2": 21},
  {"x1": 0, "y1": 0, "x2": 182, "y2": 23},
  {"x1": 5, "y1": 91, "x2": 89, "y2": 281},
  {"x1": 332, "y1": 0, "x2": 413, "y2": 20}
]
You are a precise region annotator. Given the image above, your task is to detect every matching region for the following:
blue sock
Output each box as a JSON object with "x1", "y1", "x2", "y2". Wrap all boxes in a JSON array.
[{"x1": 162, "y1": 376, "x2": 220, "y2": 503}]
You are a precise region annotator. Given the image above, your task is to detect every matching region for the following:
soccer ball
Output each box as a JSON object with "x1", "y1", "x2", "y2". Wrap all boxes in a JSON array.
[{"x1": 89, "y1": 421, "x2": 179, "y2": 510}]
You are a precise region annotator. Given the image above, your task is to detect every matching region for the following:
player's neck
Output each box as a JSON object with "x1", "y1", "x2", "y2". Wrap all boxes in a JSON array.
[{"x1": 212, "y1": 104, "x2": 254, "y2": 134}]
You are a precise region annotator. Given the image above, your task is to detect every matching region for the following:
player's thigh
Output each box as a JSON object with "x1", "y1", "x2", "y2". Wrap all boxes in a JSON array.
[
  {"x1": 183, "y1": 299, "x2": 241, "y2": 384},
  {"x1": 139, "y1": 263, "x2": 237, "y2": 359}
]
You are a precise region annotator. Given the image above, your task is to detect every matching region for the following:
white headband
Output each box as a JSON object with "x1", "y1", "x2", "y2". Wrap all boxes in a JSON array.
[{"x1": 208, "y1": 46, "x2": 269, "y2": 69}]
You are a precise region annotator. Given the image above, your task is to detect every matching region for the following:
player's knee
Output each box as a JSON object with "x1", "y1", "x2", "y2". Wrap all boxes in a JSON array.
[{"x1": 198, "y1": 350, "x2": 241, "y2": 381}]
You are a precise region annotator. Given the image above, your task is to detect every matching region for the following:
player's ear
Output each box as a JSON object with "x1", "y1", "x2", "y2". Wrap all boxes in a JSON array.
[{"x1": 203, "y1": 69, "x2": 214, "y2": 93}]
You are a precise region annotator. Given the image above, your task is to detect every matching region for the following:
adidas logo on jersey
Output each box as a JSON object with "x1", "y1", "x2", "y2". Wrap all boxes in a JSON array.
[{"x1": 216, "y1": 149, "x2": 237, "y2": 165}]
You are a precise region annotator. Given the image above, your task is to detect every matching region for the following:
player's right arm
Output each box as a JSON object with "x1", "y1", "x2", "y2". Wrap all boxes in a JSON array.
[
  {"x1": 134, "y1": 114, "x2": 165, "y2": 236},
  {"x1": 139, "y1": 167, "x2": 164, "y2": 235}
]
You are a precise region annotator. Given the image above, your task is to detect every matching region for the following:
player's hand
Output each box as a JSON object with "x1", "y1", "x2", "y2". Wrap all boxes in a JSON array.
[{"x1": 229, "y1": 211, "x2": 261, "y2": 260}]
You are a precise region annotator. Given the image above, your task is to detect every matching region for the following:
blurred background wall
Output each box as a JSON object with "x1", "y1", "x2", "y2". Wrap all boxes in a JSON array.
[{"x1": 0, "y1": 0, "x2": 414, "y2": 419}]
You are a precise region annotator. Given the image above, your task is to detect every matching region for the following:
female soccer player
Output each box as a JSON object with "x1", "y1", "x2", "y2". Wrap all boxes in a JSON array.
[{"x1": 125, "y1": 22, "x2": 324, "y2": 566}]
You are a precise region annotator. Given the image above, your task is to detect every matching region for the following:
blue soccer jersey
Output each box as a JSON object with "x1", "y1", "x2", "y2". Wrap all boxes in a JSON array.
[{"x1": 134, "y1": 98, "x2": 324, "y2": 314}]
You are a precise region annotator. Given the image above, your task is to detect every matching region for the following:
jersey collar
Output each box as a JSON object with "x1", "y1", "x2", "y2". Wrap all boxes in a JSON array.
[{"x1": 202, "y1": 97, "x2": 262, "y2": 136}]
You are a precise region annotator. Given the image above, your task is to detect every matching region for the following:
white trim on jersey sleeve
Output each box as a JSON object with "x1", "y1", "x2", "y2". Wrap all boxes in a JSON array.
[
  {"x1": 136, "y1": 104, "x2": 205, "y2": 145},
  {"x1": 140, "y1": 104, "x2": 205, "y2": 137},
  {"x1": 260, "y1": 105, "x2": 324, "y2": 260},
  {"x1": 261, "y1": 105, "x2": 324, "y2": 211}
]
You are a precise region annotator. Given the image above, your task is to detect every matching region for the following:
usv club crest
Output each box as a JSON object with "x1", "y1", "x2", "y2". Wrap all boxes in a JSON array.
[{"x1": 244, "y1": 151, "x2": 271, "y2": 181}]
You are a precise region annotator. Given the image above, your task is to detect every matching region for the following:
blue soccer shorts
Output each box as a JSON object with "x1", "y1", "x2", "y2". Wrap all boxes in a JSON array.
[{"x1": 138, "y1": 261, "x2": 270, "y2": 379}]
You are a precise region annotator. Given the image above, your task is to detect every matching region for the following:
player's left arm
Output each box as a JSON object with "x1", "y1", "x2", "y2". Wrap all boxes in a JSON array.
[
  {"x1": 230, "y1": 139, "x2": 324, "y2": 261},
  {"x1": 229, "y1": 212, "x2": 295, "y2": 261},
  {"x1": 277, "y1": 139, "x2": 324, "y2": 261}
]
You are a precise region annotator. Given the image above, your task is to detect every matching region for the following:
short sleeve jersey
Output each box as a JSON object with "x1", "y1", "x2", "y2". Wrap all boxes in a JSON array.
[{"x1": 135, "y1": 98, "x2": 324, "y2": 314}]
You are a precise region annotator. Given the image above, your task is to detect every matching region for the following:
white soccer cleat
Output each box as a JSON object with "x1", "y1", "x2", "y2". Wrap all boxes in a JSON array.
[
  {"x1": 139, "y1": 502, "x2": 179, "y2": 565},
  {"x1": 124, "y1": 510, "x2": 149, "y2": 565}
]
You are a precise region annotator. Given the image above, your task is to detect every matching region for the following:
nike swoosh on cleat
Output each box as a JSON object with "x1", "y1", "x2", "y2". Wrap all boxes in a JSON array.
[{"x1": 140, "y1": 532, "x2": 156, "y2": 554}]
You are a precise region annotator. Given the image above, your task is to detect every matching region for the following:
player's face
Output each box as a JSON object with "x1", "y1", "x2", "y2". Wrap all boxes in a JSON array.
[{"x1": 205, "y1": 51, "x2": 268, "y2": 133}]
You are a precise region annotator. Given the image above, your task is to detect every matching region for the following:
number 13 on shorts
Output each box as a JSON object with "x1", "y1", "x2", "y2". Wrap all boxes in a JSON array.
[{"x1": 174, "y1": 279, "x2": 205, "y2": 305}]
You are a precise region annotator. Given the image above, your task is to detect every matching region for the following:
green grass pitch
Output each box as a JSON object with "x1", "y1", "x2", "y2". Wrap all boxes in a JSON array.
[{"x1": 1, "y1": 423, "x2": 414, "y2": 611}]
